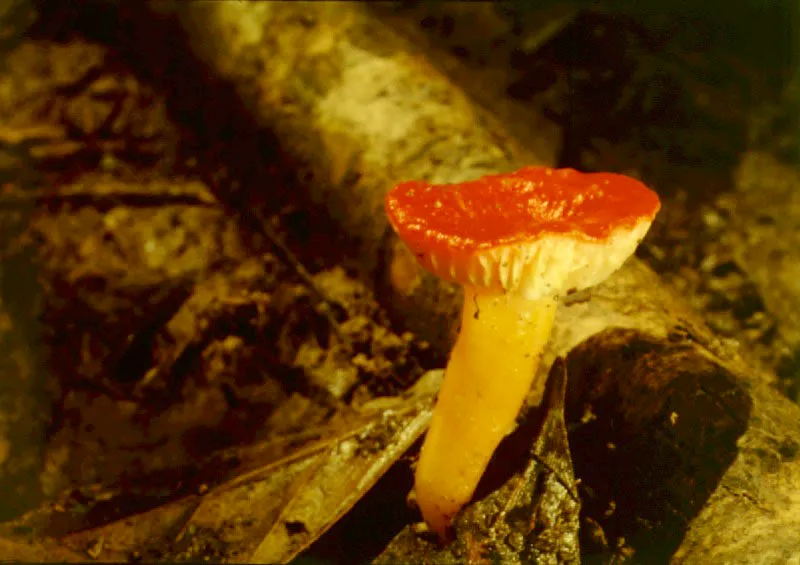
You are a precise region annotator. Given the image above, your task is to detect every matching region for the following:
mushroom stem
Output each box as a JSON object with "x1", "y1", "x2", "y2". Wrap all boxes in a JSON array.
[{"x1": 414, "y1": 286, "x2": 559, "y2": 540}]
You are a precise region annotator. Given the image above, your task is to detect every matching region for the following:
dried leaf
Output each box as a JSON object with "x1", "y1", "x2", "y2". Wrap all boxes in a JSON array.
[
  {"x1": 0, "y1": 534, "x2": 84, "y2": 563},
  {"x1": 47, "y1": 371, "x2": 442, "y2": 563}
]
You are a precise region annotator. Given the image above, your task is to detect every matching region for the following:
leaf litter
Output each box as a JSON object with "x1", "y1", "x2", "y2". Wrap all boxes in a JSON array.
[{"x1": 0, "y1": 33, "x2": 440, "y2": 563}]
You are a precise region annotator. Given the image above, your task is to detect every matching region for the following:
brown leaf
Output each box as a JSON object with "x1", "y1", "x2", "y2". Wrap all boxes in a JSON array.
[
  {"x1": 48, "y1": 371, "x2": 442, "y2": 563},
  {"x1": 0, "y1": 534, "x2": 84, "y2": 563}
]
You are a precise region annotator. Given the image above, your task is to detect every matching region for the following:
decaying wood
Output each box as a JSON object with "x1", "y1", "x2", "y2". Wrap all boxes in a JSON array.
[
  {"x1": 169, "y1": 1, "x2": 554, "y2": 277},
  {"x1": 730, "y1": 152, "x2": 800, "y2": 358},
  {"x1": 162, "y1": 2, "x2": 800, "y2": 563}
]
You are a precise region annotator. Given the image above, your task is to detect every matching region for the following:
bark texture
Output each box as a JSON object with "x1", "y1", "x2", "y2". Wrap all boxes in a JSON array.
[
  {"x1": 143, "y1": 2, "x2": 800, "y2": 562},
  {"x1": 172, "y1": 1, "x2": 553, "y2": 277}
]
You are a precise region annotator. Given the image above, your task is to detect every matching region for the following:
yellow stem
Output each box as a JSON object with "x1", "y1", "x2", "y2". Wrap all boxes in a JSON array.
[{"x1": 414, "y1": 286, "x2": 558, "y2": 540}]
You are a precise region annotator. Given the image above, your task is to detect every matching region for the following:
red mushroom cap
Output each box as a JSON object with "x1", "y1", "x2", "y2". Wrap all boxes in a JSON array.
[{"x1": 385, "y1": 167, "x2": 660, "y2": 299}]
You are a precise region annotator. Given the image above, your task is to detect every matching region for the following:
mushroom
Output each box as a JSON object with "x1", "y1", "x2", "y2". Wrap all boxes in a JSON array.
[{"x1": 384, "y1": 166, "x2": 660, "y2": 539}]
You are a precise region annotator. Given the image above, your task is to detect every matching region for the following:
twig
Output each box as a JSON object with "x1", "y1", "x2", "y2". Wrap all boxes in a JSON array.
[
  {"x1": 245, "y1": 206, "x2": 354, "y2": 354},
  {"x1": 0, "y1": 189, "x2": 218, "y2": 210}
]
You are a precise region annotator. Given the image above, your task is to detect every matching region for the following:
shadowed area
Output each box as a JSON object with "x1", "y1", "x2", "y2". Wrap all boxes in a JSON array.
[{"x1": 565, "y1": 328, "x2": 751, "y2": 562}]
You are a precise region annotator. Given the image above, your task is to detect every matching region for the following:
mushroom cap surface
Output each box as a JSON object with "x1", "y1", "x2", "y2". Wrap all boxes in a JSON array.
[{"x1": 385, "y1": 166, "x2": 660, "y2": 299}]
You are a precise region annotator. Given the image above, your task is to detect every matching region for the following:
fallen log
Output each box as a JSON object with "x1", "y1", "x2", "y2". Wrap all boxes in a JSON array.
[{"x1": 143, "y1": 3, "x2": 800, "y2": 563}]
